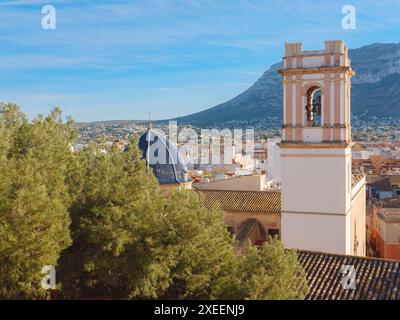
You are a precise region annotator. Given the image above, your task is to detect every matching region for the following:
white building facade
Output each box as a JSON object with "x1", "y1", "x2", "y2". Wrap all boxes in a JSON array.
[{"x1": 267, "y1": 138, "x2": 282, "y2": 183}]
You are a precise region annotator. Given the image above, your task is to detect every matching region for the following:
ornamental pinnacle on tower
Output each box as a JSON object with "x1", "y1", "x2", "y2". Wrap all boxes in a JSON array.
[{"x1": 278, "y1": 40, "x2": 366, "y2": 256}]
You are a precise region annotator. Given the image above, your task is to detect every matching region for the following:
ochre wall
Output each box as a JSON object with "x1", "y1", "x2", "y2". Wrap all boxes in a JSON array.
[
  {"x1": 385, "y1": 244, "x2": 400, "y2": 260},
  {"x1": 224, "y1": 211, "x2": 281, "y2": 238}
]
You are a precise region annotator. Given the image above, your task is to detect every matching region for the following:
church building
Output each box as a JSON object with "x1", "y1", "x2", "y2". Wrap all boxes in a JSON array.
[
  {"x1": 279, "y1": 40, "x2": 366, "y2": 256},
  {"x1": 137, "y1": 40, "x2": 400, "y2": 300},
  {"x1": 197, "y1": 40, "x2": 366, "y2": 257},
  {"x1": 138, "y1": 40, "x2": 366, "y2": 257}
]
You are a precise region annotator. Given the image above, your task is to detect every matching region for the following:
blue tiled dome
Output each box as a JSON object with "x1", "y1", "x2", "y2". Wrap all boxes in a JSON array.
[{"x1": 138, "y1": 129, "x2": 191, "y2": 185}]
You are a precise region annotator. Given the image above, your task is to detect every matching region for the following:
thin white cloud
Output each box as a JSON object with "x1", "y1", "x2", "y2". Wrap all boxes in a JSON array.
[
  {"x1": 1, "y1": 0, "x2": 400, "y2": 121},
  {"x1": 0, "y1": 0, "x2": 65, "y2": 6}
]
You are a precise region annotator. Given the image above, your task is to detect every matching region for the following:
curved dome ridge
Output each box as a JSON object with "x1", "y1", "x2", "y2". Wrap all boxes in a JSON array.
[{"x1": 138, "y1": 129, "x2": 191, "y2": 185}]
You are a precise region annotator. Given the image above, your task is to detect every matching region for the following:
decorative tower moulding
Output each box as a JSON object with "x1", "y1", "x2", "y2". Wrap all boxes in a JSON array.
[{"x1": 278, "y1": 40, "x2": 355, "y2": 148}]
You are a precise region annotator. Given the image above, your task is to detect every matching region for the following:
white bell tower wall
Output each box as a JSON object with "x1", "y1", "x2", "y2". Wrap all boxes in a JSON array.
[{"x1": 278, "y1": 40, "x2": 363, "y2": 255}]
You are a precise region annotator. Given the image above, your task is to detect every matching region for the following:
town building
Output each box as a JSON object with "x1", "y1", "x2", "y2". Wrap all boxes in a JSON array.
[
  {"x1": 266, "y1": 138, "x2": 281, "y2": 183},
  {"x1": 365, "y1": 174, "x2": 400, "y2": 260},
  {"x1": 370, "y1": 208, "x2": 400, "y2": 260},
  {"x1": 200, "y1": 189, "x2": 280, "y2": 251},
  {"x1": 353, "y1": 143, "x2": 400, "y2": 175}
]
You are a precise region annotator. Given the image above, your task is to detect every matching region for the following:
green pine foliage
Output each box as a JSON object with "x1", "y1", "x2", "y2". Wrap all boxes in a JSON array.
[
  {"x1": 0, "y1": 104, "x2": 309, "y2": 300},
  {"x1": 216, "y1": 238, "x2": 309, "y2": 300},
  {"x1": 58, "y1": 136, "x2": 168, "y2": 299},
  {"x1": 0, "y1": 104, "x2": 76, "y2": 299},
  {"x1": 156, "y1": 190, "x2": 237, "y2": 300}
]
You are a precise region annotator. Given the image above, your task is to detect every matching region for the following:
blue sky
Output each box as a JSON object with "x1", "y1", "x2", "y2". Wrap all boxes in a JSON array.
[{"x1": 0, "y1": 0, "x2": 399, "y2": 122}]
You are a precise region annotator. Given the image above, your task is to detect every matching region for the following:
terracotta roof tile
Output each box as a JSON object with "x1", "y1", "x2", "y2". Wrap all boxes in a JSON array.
[
  {"x1": 197, "y1": 190, "x2": 281, "y2": 213},
  {"x1": 367, "y1": 175, "x2": 400, "y2": 187},
  {"x1": 299, "y1": 251, "x2": 400, "y2": 300},
  {"x1": 370, "y1": 178, "x2": 393, "y2": 192},
  {"x1": 352, "y1": 170, "x2": 366, "y2": 187}
]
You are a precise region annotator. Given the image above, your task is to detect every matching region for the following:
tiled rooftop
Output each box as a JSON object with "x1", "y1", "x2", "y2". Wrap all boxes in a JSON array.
[
  {"x1": 378, "y1": 208, "x2": 400, "y2": 222},
  {"x1": 367, "y1": 175, "x2": 400, "y2": 186},
  {"x1": 198, "y1": 190, "x2": 281, "y2": 214},
  {"x1": 369, "y1": 177, "x2": 394, "y2": 192},
  {"x1": 352, "y1": 170, "x2": 366, "y2": 188},
  {"x1": 299, "y1": 251, "x2": 400, "y2": 300}
]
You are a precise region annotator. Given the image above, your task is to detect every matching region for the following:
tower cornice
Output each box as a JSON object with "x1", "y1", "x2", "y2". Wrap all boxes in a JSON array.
[
  {"x1": 278, "y1": 142, "x2": 354, "y2": 149},
  {"x1": 278, "y1": 66, "x2": 354, "y2": 77}
]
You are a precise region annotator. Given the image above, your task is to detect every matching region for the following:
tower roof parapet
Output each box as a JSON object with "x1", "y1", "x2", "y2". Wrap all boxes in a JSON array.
[{"x1": 282, "y1": 40, "x2": 351, "y2": 71}]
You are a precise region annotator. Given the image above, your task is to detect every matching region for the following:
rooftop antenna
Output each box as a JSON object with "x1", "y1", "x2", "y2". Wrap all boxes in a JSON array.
[
  {"x1": 146, "y1": 110, "x2": 151, "y2": 170},
  {"x1": 147, "y1": 110, "x2": 152, "y2": 130}
]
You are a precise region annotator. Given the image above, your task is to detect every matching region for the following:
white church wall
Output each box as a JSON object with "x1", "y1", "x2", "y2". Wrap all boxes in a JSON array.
[
  {"x1": 281, "y1": 212, "x2": 350, "y2": 254},
  {"x1": 281, "y1": 148, "x2": 351, "y2": 215}
]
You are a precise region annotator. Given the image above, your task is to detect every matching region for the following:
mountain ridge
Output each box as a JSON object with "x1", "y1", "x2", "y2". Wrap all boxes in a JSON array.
[{"x1": 171, "y1": 42, "x2": 400, "y2": 128}]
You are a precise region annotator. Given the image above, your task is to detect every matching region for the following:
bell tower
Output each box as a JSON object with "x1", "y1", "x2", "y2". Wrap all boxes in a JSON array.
[
  {"x1": 279, "y1": 40, "x2": 364, "y2": 255},
  {"x1": 280, "y1": 40, "x2": 352, "y2": 144}
]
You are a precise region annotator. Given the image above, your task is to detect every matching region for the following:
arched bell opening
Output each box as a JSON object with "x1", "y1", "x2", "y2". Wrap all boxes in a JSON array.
[{"x1": 305, "y1": 86, "x2": 322, "y2": 127}]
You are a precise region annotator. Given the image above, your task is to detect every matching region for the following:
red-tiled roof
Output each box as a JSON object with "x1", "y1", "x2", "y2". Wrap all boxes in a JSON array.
[
  {"x1": 198, "y1": 190, "x2": 281, "y2": 213},
  {"x1": 299, "y1": 251, "x2": 400, "y2": 300},
  {"x1": 369, "y1": 178, "x2": 393, "y2": 192}
]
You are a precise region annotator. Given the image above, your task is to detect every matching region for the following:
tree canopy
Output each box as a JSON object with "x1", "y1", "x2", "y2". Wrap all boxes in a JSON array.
[
  {"x1": 0, "y1": 104, "x2": 75, "y2": 299},
  {"x1": 0, "y1": 104, "x2": 308, "y2": 300}
]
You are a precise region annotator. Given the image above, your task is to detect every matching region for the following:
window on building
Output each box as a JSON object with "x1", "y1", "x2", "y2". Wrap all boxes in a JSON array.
[{"x1": 268, "y1": 228, "x2": 280, "y2": 239}]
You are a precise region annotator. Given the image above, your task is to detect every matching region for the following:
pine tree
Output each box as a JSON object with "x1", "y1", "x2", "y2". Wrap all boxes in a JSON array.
[
  {"x1": 59, "y1": 136, "x2": 237, "y2": 300},
  {"x1": 156, "y1": 190, "x2": 237, "y2": 300},
  {"x1": 0, "y1": 104, "x2": 308, "y2": 300},
  {"x1": 216, "y1": 238, "x2": 309, "y2": 300},
  {"x1": 58, "y1": 135, "x2": 308, "y2": 300},
  {"x1": 58, "y1": 136, "x2": 170, "y2": 299},
  {"x1": 0, "y1": 104, "x2": 76, "y2": 299}
]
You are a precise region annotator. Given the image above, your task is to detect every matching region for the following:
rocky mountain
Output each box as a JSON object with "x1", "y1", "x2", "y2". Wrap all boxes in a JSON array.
[{"x1": 172, "y1": 42, "x2": 400, "y2": 128}]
